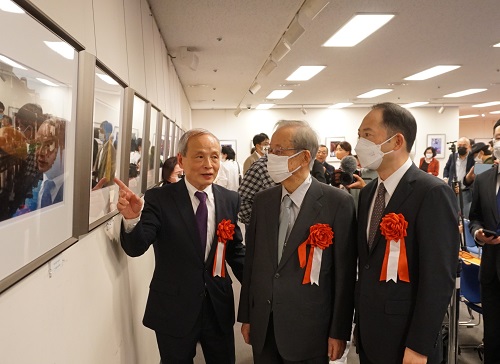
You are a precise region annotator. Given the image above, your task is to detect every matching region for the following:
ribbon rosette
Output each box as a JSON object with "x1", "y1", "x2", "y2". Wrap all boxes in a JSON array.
[
  {"x1": 379, "y1": 213, "x2": 410, "y2": 283},
  {"x1": 298, "y1": 223, "x2": 333, "y2": 285},
  {"x1": 213, "y1": 219, "x2": 235, "y2": 277}
]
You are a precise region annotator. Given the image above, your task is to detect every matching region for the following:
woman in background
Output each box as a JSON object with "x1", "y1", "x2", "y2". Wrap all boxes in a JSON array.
[
  {"x1": 161, "y1": 156, "x2": 183, "y2": 185},
  {"x1": 419, "y1": 146, "x2": 439, "y2": 176}
]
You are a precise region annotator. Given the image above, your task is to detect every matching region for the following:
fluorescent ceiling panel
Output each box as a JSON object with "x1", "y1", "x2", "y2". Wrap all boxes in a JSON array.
[
  {"x1": 44, "y1": 41, "x2": 75, "y2": 60},
  {"x1": 255, "y1": 104, "x2": 275, "y2": 110},
  {"x1": 0, "y1": 54, "x2": 26, "y2": 70},
  {"x1": 36, "y1": 78, "x2": 59, "y2": 86},
  {"x1": 0, "y1": 0, "x2": 24, "y2": 13},
  {"x1": 323, "y1": 14, "x2": 394, "y2": 47},
  {"x1": 444, "y1": 89, "x2": 487, "y2": 98},
  {"x1": 493, "y1": 42, "x2": 500, "y2": 47},
  {"x1": 490, "y1": 111, "x2": 500, "y2": 114},
  {"x1": 473, "y1": 101, "x2": 500, "y2": 107},
  {"x1": 404, "y1": 65, "x2": 460, "y2": 81},
  {"x1": 401, "y1": 102, "x2": 429, "y2": 108},
  {"x1": 328, "y1": 102, "x2": 353, "y2": 109},
  {"x1": 459, "y1": 114, "x2": 479, "y2": 119},
  {"x1": 357, "y1": 89, "x2": 393, "y2": 98},
  {"x1": 286, "y1": 66, "x2": 325, "y2": 81},
  {"x1": 96, "y1": 73, "x2": 119, "y2": 85},
  {"x1": 266, "y1": 90, "x2": 293, "y2": 99}
]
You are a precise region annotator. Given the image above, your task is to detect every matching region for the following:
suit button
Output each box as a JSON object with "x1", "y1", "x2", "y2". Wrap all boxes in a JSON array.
[
  {"x1": 267, "y1": 300, "x2": 271, "y2": 304},
  {"x1": 364, "y1": 264, "x2": 370, "y2": 270},
  {"x1": 274, "y1": 273, "x2": 280, "y2": 279}
]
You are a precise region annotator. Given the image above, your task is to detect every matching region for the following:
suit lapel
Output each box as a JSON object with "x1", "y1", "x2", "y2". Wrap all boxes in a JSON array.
[
  {"x1": 266, "y1": 187, "x2": 283, "y2": 269},
  {"x1": 172, "y1": 180, "x2": 205, "y2": 262},
  {"x1": 484, "y1": 168, "x2": 500, "y2": 223},
  {"x1": 278, "y1": 179, "x2": 323, "y2": 268}
]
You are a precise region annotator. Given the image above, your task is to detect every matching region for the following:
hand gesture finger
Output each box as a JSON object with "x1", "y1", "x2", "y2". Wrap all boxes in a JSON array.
[{"x1": 114, "y1": 177, "x2": 143, "y2": 219}]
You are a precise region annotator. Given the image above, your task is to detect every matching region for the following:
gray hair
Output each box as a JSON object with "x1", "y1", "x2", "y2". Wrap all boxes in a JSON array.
[
  {"x1": 177, "y1": 128, "x2": 219, "y2": 156},
  {"x1": 274, "y1": 120, "x2": 319, "y2": 167}
]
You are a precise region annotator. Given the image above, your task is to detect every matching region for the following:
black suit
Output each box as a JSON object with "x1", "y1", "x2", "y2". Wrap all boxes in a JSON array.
[
  {"x1": 238, "y1": 178, "x2": 357, "y2": 362},
  {"x1": 120, "y1": 179, "x2": 245, "y2": 362},
  {"x1": 469, "y1": 166, "x2": 500, "y2": 362},
  {"x1": 356, "y1": 164, "x2": 459, "y2": 364},
  {"x1": 311, "y1": 159, "x2": 327, "y2": 183}
]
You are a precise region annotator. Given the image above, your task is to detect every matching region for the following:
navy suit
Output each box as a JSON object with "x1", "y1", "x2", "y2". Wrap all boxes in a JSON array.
[{"x1": 120, "y1": 179, "x2": 245, "y2": 360}]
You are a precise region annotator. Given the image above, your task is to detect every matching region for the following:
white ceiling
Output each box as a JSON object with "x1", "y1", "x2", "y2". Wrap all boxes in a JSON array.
[{"x1": 148, "y1": 0, "x2": 500, "y2": 124}]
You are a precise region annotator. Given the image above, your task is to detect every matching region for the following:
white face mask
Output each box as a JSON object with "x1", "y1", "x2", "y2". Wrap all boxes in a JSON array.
[
  {"x1": 267, "y1": 151, "x2": 303, "y2": 183},
  {"x1": 354, "y1": 135, "x2": 396, "y2": 170},
  {"x1": 425, "y1": 153, "x2": 433, "y2": 159},
  {"x1": 493, "y1": 141, "x2": 500, "y2": 160}
]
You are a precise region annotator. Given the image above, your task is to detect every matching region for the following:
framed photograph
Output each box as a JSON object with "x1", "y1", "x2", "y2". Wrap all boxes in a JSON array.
[
  {"x1": 325, "y1": 137, "x2": 345, "y2": 161},
  {"x1": 220, "y1": 139, "x2": 237, "y2": 157},
  {"x1": 427, "y1": 134, "x2": 446, "y2": 158}
]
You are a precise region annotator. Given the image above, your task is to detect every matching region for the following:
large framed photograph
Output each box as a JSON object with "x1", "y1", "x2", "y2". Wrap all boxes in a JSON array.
[
  {"x1": 220, "y1": 139, "x2": 237, "y2": 157},
  {"x1": 325, "y1": 137, "x2": 345, "y2": 162},
  {"x1": 427, "y1": 134, "x2": 446, "y2": 159}
]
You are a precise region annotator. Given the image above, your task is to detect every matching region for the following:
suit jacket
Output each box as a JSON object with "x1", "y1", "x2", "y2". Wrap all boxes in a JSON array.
[
  {"x1": 311, "y1": 159, "x2": 327, "y2": 183},
  {"x1": 469, "y1": 166, "x2": 500, "y2": 283},
  {"x1": 120, "y1": 179, "x2": 245, "y2": 337},
  {"x1": 419, "y1": 157, "x2": 440, "y2": 176},
  {"x1": 238, "y1": 178, "x2": 357, "y2": 361},
  {"x1": 356, "y1": 164, "x2": 459, "y2": 364},
  {"x1": 443, "y1": 152, "x2": 474, "y2": 188},
  {"x1": 243, "y1": 151, "x2": 261, "y2": 174}
]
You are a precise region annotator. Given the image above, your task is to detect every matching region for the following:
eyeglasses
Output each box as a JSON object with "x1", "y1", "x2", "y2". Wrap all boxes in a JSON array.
[
  {"x1": 268, "y1": 147, "x2": 302, "y2": 156},
  {"x1": 317, "y1": 150, "x2": 327, "y2": 155}
]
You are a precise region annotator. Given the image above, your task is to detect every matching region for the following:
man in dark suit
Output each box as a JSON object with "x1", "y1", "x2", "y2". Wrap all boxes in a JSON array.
[
  {"x1": 238, "y1": 120, "x2": 357, "y2": 363},
  {"x1": 315, "y1": 144, "x2": 334, "y2": 184},
  {"x1": 354, "y1": 103, "x2": 459, "y2": 364},
  {"x1": 115, "y1": 128, "x2": 245, "y2": 364},
  {"x1": 469, "y1": 118, "x2": 500, "y2": 363}
]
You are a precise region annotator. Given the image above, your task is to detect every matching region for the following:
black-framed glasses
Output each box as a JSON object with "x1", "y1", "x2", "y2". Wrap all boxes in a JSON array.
[{"x1": 268, "y1": 147, "x2": 301, "y2": 156}]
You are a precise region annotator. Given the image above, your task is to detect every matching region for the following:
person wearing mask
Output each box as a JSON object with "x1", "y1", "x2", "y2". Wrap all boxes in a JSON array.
[
  {"x1": 220, "y1": 145, "x2": 241, "y2": 192},
  {"x1": 469, "y1": 119, "x2": 500, "y2": 363},
  {"x1": 443, "y1": 137, "x2": 474, "y2": 217},
  {"x1": 463, "y1": 142, "x2": 495, "y2": 187},
  {"x1": 243, "y1": 133, "x2": 269, "y2": 174},
  {"x1": 354, "y1": 102, "x2": 459, "y2": 364},
  {"x1": 115, "y1": 128, "x2": 245, "y2": 363},
  {"x1": 161, "y1": 156, "x2": 183, "y2": 185},
  {"x1": 419, "y1": 146, "x2": 439, "y2": 176},
  {"x1": 238, "y1": 120, "x2": 357, "y2": 363}
]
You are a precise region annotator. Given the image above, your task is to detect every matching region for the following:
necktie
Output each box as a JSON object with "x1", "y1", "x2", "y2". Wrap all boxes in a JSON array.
[
  {"x1": 278, "y1": 195, "x2": 293, "y2": 262},
  {"x1": 195, "y1": 191, "x2": 208, "y2": 253},
  {"x1": 368, "y1": 183, "x2": 386, "y2": 248},
  {"x1": 41, "y1": 180, "x2": 56, "y2": 208}
]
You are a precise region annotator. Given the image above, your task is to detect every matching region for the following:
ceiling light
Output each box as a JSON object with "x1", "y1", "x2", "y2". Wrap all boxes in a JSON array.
[
  {"x1": 0, "y1": 54, "x2": 26, "y2": 70},
  {"x1": 286, "y1": 66, "x2": 325, "y2": 81},
  {"x1": 270, "y1": 39, "x2": 291, "y2": 62},
  {"x1": 283, "y1": 16, "x2": 305, "y2": 46},
  {"x1": 44, "y1": 41, "x2": 75, "y2": 60},
  {"x1": 255, "y1": 104, "x2": 275, "y2": 110},
  {"x1": 328, "y1": 102, "x2": 353, "y2": 109},
  {"x1": 234, "y1": 107, "x2": 242, "y2": 117},
  {"x1": 401, "y1": 101, "x2": 429, "y2": 108},
  {"x1": 0, "y1": 0, "x2": 24, "y2": 13},
  {"x1": 357, "y1": 89, "x2": 393, "y2": 98},
  {"x1": 490, "y1": 111, "x2": 500, "y2": 114},
  {"x1": 493, "y1": 42, "x2": 500, "y2": 47},
  {"x1": 443, "y1": 89, "x2": 487, "y2": 98},
  {"x1": 177, "y1": 46, "x2": 199, "y2": 71},
  {"x1": 266, "y1": 90, "x2": 293, "y2": 99},
  {"x1": 249, "y1": 81, "x2": 261, "y2": 95},
  {"x1": 258, "y1": 59, "x2": 277, "y2": 79},
  {"x1": 299, "y1": 0, "x2": 329, "y2": 25},
  {"x1": 323, "y1": 14, "x2": 394, "y2": 47},
  {"x1": 459, "y1": 114, "x2": 479, "y2": 119},
  {"x1": 404, "y1": 65, "x2": 460, "y2": 81},
  {"x1": 36, "y1": 78, "x2": 59, "y2": 86},
  {"x1": 438, "y1": 106, "x2": 445, "y2": 114},
  {"x1": 301, "y1": 105, "x2": 308, "y2": 115},
  {"x1": 473, "y1": 101, "x2": 500, "y2": 107},
  {"x1": 96, "y1": 73, "x2": 119, "y2": 85}
]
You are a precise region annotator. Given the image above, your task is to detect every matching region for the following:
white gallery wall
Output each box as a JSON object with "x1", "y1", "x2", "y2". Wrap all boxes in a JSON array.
[{"x1": 193, "y1": 106, "x2": 460, "y2": 177}]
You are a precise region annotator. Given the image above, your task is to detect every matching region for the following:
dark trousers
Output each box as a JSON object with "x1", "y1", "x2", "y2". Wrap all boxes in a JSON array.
[
  {"x1": 253, "y1": 314, "x2": 328, "y2": 364},
  {"x1": 482, "y1": 277, "x2": 500, "y2": 363},
  {"x1": 155, "y1": 293, "x2": 235, "y2": 364}
]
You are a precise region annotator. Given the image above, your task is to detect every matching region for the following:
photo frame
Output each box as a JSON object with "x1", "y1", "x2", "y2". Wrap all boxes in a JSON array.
[
  {"x1": 325, "y1": 137, "x2": 345, "y2": 161},
  {"x1": 427, "y1": 134, "x2": 446, "y2": 159},
  {"x1": 220, "y1": 139, "x2": 237, "y2": 157}
]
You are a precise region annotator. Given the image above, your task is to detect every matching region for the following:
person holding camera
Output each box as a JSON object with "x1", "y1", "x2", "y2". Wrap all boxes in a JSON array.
[{"x1": 469, "y1": 119, "x2": 500, "y2": 363}]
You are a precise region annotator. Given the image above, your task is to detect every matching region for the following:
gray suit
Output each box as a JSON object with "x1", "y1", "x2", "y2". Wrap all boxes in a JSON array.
[{"x1": 238, "y1": 178, "x2": 357, "y2": 361}]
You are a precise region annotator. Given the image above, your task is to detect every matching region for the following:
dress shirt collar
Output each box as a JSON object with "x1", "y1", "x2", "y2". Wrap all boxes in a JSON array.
[
  {"x1": 184, "y1": 178, "x2": 214, "y2": 203},
  {"x1": 377, "y1": 157, "x2": 412, "y2": 199},
  {"x1": 281, "y1": 174, "x2": 312, "y2": 209}
]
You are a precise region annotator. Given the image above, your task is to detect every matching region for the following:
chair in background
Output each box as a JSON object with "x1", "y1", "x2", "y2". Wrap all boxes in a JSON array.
[{"x1": 462, "y1": 219, "x2": 481, "y2": 257}]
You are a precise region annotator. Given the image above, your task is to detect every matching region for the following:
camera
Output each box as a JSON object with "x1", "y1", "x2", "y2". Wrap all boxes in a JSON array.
[
  {"x1": 447, "y1": 140, "x2": 457, "y2": 154},
  {"x1": 332, "y1": 168, "x2": 355, "y2": 187}
]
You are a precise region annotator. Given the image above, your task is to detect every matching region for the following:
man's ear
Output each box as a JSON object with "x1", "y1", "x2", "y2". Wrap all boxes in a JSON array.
[
  {"x1": 394, "y1": 133, "x2": 406, "y2": 151},
  {"x1": 302, "y1": 150, "x2": 312, "y2": 166},
  {"x1": 177, "y1": 153, "x2": 184, "y2": 168}
]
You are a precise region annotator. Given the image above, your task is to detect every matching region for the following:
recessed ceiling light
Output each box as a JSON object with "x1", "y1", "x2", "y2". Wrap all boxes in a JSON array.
[
  {"x1": 0, "y1": 0, "x2": 24, "y2": 13},
  {"x1": 443, "y1": 89, "x2": 487, "y2": 97},
  {"x1": 0, "y1": 54, "x2": 26, "y2": 70},
  {"x1": 44, "y1": 41, "x2": 75, "y2": 60},
  {"x1": 286, "y1": 66, "x2": 325, "y2": 81},
  {"x1": 473, "y1": 101, "x2": 500, "y2": 107},
  {"x1": 323, "y1": 14, "x2": 395, "y2": 47},
  {"x1": 96, "y1": 73, "x2": 119, "y2": 85},
  {"x1": 357, "y1": 89, "x2": 393, "y2": 98},
  {"x1": 490, "y1": 111, "x2": 500, "y2": 114},
  {"x1": 459, "y1": 114, "x2": 479, "y2": 119},
  {"x1": 328, "y1": 102, "x2": 353, "y2": 109},
  {"x1": 36, "y1": 78, "x2": 59, "y2": 87},
  {"x1": 404, "y1": 65, "x2": 460, "y2": 81},
  {"x1": 493, "y1": 42, "x2": 500, "y2": 47},
  {"x1": 266, "y1": 90, "x2": 293, "y2": 99},
  {"x1": 255, "y1": 103, "x2": 275, "y2": 110},
  {"x1": 401, "y1": 101, "x2": 429, "y2": 108}
]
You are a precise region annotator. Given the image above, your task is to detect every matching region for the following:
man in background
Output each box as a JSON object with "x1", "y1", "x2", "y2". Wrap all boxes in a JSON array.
[
  {"x1": 243, "y1": 133, "x2": 269, "y2": 174},
  {"x1": 315, "y1": 144, "x2": 334, "y2": 184},
  {"x1": 93, "y1": 120, "x2": 116, "y2": 187}
]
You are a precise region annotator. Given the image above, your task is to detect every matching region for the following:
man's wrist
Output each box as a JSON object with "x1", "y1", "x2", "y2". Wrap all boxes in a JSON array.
[{"x1": 123, "y1": 215, "x2": 141, "y2": 233}]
